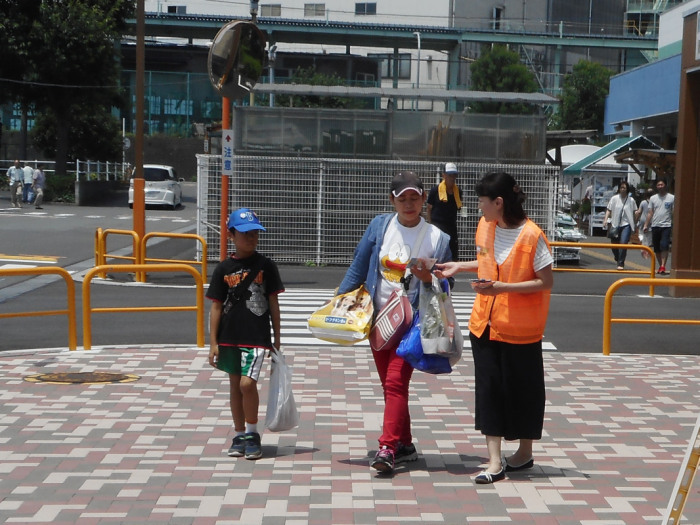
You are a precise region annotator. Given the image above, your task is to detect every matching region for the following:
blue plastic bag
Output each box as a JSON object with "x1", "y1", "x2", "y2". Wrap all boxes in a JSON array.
[{"x1": 396, "y1": 311, "x2": 452, "y2": 374}]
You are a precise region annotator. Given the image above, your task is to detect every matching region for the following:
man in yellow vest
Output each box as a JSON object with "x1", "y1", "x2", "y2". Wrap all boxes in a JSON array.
[{"x1": 427, "y1": 162, "x2": 462, "y2": 260}]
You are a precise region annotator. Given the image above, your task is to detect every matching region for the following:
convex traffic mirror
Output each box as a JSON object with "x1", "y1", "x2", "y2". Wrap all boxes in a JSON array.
[{"x1": 208, "y1": 21, "x2": 267, "y2": 100}]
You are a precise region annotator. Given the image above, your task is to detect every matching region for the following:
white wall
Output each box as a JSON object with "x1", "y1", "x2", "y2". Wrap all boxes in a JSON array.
[{"x1": 659, "y1": 0, "x2": 700, "y2": 58}]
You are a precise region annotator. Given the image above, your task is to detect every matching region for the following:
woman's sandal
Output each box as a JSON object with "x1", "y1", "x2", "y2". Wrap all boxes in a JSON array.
[
  {"x1": 504, "y1": 457, "x2": 534, "y2": 472},
  {"x1": 474, "y1": 467, "x2": 506, "y2": 484}
]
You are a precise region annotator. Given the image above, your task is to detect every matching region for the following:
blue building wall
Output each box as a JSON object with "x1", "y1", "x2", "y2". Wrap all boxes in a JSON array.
[{"x1": 604, "y1": 54, "x2": 681, "y2": 135}]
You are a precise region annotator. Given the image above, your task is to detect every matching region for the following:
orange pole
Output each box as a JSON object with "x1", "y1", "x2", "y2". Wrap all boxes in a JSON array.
[
  {"x1": 133, "y1": 0, "x2": 146, "y2": 251},
  {"x1": 221, "y1": 97, "x2": 231, "y2": 261}
]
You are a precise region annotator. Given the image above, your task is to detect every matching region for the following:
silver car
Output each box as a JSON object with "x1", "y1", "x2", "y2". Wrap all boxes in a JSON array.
[{"x1": 128, "y1": 164, "x2": 183, "y2": 210}]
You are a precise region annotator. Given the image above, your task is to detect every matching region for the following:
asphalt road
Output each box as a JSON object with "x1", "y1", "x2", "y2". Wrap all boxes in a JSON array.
[{"x1": 1, "y1": 185, "x2": 698, "y2": 355}]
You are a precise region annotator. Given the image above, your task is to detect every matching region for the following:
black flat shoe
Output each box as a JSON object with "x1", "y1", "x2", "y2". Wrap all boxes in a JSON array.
[
  {"x1": 474, "y1": 467, "x2": 505, "y2": 484},
  {"x1": 504, "y1": 457, "x2": 534, "y2": 472}
]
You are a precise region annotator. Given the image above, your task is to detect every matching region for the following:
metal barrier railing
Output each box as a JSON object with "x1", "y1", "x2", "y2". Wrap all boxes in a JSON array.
[
  {"x1": 551, "y1": 241, "x2": 657, "y2": 296},
  {"x1": 95, "y1": 228, "x2": 141, "y2": 279},
  {"x1": 0, "y1": 267, "x2": 77, "y2": 350},
  {"x1": 603, "y1": 278, "x2": 700, "y2": 355},
  {"x1": 140, "y1": 232, "x2": 207, "y2": 283},
  {"x1": 95, "y1": 228, "x2": 206, "y2": 283},
  {"x1": 82, "y1": 264, "x2": 205, "y2": 350}
]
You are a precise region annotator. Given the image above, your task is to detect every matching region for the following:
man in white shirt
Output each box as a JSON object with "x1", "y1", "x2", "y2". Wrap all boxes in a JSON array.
[
  {"x1": 6, "y1": 160, "x2": 23, "y2": 208},
  {"x1": 643, "y1": 179, "x2": 674, "y2": 275},
  {"x1": 22, "y1": 163, "x2": 34, "y2": 203}
]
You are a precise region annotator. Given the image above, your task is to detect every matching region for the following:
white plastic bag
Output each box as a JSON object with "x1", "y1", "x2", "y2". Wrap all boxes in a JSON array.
[
  {"x1": 265, "y1": 348, "x2": 299, "y2": 432},
  {"x1": 419, "y1": 276, "x2": 463, "y2": 365}
]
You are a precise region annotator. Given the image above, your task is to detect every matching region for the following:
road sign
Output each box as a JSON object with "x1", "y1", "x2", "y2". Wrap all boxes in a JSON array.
[{"x1": 222, "y1": 130, "x2": 234, "y2": 175}]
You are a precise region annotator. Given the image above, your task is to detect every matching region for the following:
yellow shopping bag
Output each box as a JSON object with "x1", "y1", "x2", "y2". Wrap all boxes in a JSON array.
[{"x1": 307, "y1": 285, "x2": 373, "y2": 344}]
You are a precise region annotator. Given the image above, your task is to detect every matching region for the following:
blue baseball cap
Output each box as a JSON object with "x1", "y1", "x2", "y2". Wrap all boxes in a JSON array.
[{"x1": 227, "y1": 208, "x2": 266, "y2": 232}]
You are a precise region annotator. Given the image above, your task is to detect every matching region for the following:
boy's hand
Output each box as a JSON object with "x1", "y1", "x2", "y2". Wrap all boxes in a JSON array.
[{"x1": 208, "y1": 344, "x2": 219, "y2": 368}]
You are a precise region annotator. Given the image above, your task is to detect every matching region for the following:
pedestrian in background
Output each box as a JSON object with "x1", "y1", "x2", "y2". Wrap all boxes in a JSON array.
[
  {"x1": 32, "y1": 164, "x2": 45, "y2": 210},
  {"x1": 435, "y1": 171, "x2": 553, "y2": 485},
  {"x1": 7, "y1": 160, "x2": 23, "y2": 208},
  {"x1": 336, "y1": 171, "x2": 452, "y2": 474},
  {"x1": 603, "y1": 181, "x2": 637, "y2": 270},
  {"x1": 643, "y1": 179, "x2": 674, "y2": 275},
  {"x1": 427, "y1": 162, "x2": 462, "y2": 260},
  {"x1": 206, "y1": 208, "x2": 285, "y2": 460},
  {"x1": 22, "y1": 163, "x2": 34, "y2": 204},
  {"x1": 635, "y1": 188, "x2": 653, "y2": 259}
]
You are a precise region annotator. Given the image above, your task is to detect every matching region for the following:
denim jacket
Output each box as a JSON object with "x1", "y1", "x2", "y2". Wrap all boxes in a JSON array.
[{"x1": 337, "y1": 213, "x2": 452, "y2": 309}]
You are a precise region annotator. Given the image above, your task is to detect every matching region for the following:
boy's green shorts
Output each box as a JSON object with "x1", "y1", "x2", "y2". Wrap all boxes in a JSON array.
[{"x1": 215, "y1": 346, "x2": 266, "y2": 381}]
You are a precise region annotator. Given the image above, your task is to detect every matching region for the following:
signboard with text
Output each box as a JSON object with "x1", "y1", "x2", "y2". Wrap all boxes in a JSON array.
[{"x1": 222, "y1": 129, "x2": 234, "y2": 175}]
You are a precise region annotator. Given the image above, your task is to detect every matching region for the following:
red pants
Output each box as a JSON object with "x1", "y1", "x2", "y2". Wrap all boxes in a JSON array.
[{"x1": 372, "y1": 345, "x2": 414, "y2": 450}]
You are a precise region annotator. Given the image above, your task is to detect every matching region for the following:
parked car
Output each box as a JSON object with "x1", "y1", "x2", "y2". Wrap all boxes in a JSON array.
[
  {"x1": 128, "y1": 164, "x2": 183, "y2": 210},
  {"x1": 552, "y1": 212, "x2": 586, "y2": 263}
]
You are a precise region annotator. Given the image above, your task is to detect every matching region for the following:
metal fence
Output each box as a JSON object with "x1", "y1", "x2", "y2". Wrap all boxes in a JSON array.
[
  {"x1": 0, "y1": 159, "x2": 129, "y2": 182},
  {"x1": 196, "y1": 155, "x2": 559, "y2": 264}
]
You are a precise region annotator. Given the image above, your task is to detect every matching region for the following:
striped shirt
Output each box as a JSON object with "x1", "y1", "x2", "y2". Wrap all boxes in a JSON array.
[{"x1": 494, "y1": 223, "x2": 553, "y2": 272}]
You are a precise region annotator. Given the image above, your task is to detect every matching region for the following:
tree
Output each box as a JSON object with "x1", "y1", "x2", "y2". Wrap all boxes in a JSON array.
[
  {"x1": 0, "y1": 0, "x2": 133, "y2": 174},
  {"x1": 469, "y1": 45, "x2": 539, "y2": 114},
  {"x1": 0, "y1": 1, "x2": 42, "y2": 157},
  {"x1": 557, "y1": 60, "x2": 612, "y2": 134},
  {"x1": 31, "y1": 102, "x2": 123, "y2": 162},
  {"x1": 274, "y1": 67, "x2": 368, "y2": 109}
]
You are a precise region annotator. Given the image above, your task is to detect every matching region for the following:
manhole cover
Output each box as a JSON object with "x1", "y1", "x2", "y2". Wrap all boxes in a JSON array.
[{"x1": 24, "y1": 372, "x2": 140, "y2": 384}]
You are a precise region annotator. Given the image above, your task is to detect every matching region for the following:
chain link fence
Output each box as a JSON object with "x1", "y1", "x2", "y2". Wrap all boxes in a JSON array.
[{"x1": 196, "y1": 155, "x2": 559, "y2": 264}]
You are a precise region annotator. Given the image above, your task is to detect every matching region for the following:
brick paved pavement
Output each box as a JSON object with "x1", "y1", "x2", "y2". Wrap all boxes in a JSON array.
[{"x1": 1, "y1": 344, "x2": 699, "y2": 524}]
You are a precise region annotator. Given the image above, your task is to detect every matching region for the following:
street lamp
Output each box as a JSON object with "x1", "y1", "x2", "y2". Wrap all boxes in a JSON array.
[
  {"x1": 268, "y1": 44, "x2": 277, "y2": 107},
  {"x1": 413, "y1": 31, "x2": 421, "y2": 89}
]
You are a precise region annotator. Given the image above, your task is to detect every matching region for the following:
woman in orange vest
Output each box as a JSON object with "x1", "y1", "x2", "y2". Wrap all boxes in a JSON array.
[{"x1": 435, "y1": 171, "x2": 553, "y2": 484}]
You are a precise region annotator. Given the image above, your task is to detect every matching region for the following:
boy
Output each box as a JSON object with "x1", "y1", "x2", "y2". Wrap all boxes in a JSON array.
[{"x1": 207, "y1": 208, "x2": 284, "y2": 460}]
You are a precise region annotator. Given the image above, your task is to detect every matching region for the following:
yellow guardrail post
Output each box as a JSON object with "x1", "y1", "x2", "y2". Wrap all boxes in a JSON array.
[
  {"x1": 550, "y1": 241, "x2": 656, "y2": 296},
  {"x1": 0, "y1": 267, "x2": 77, "y2": 350},
  {"x1": 603, "y1": 278, "x2": 700, "y2": 355},
  {"x1": 98, "y1": 229, "x2": 142, "y2": 281},
  {"x1": 82, "y1": 263, "x2": 205, "y2": 350},
  {"x1": 140, "y1": 232, "x2": 208, "y2": 283}
]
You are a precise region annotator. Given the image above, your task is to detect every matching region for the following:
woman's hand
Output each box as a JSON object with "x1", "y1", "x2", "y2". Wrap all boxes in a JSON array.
[
  {"x1": 409, "y1": 260, "x2": 433, "y2": 283},
  {"x1": 471, "y1": 280, "x2": 498, "y2": 295},
  {"x1": 434, "y1": 261, "x2": 459, "y2": 279}
]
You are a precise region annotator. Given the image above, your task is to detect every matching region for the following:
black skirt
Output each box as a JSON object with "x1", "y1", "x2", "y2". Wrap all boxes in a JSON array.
[{"x1": 469, "y1": 327, "x2": 545, "y2": 440}]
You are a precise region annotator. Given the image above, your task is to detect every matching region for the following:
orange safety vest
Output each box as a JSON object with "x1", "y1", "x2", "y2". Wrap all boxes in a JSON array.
[{"x1": 468, "y1": 217, "x2": 551, "y2": 344}]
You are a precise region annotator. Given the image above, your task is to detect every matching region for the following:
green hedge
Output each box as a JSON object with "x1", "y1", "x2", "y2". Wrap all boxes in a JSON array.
[{"x1": 46, "y1": 174, "x2": 75, "y2": 203}]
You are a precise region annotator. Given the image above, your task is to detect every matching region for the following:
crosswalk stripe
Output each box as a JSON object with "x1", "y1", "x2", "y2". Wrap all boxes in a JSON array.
[
  {"x1": 278, "y1": 288, "x2": 556, "y2": 351},
  {"x1": 278, "y1": 288, "x2": 476, "y2": 348}
]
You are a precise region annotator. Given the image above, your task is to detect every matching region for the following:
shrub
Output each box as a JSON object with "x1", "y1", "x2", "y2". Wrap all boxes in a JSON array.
[{"x1": 46, "y1": 174, "x2": 75, "y2": 203}]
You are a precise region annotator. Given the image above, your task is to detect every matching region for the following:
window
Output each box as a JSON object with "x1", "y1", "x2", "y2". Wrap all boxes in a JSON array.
[
  {"x1": 304, "y1": 3, "x2": 325, "y2": 16},
  {"x1": 492, "y1": 6, "x2": 503, "y2": 30},
  {"x1": 167, "y1": 5, "x2": 186, "y2": 14},
  {"x1": 355, "y1": 3, "x2": 376, "y2": 15},
  {"x1": 355, "y1": 72, "x2": 375, "y2": 84},
  {"x1": 261, "y1": 4, "x2": 282, "y2": 17},
  {"x1": 368, "y1": 53, "x2": 411, "y2": 79}
]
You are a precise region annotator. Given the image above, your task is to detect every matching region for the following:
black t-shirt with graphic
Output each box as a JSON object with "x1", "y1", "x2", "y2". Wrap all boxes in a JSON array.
[{"x1": 206, "y1": 252, "x2": 284, "y2": 348}]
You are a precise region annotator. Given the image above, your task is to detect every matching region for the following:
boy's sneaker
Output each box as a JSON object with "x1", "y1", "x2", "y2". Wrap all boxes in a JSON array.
[
  {"x1": 227, "y1": 435, "x2": 247, "y2": 457},
  {"x1": 371, "y1": 446, "x2": 395, "y2": 473},
  {"x1": 244, "y1": 432, "x2": 262, "y2": 460},
  {"x1": 394, "y1": 442, "x2": 418, "y2": 464}
]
